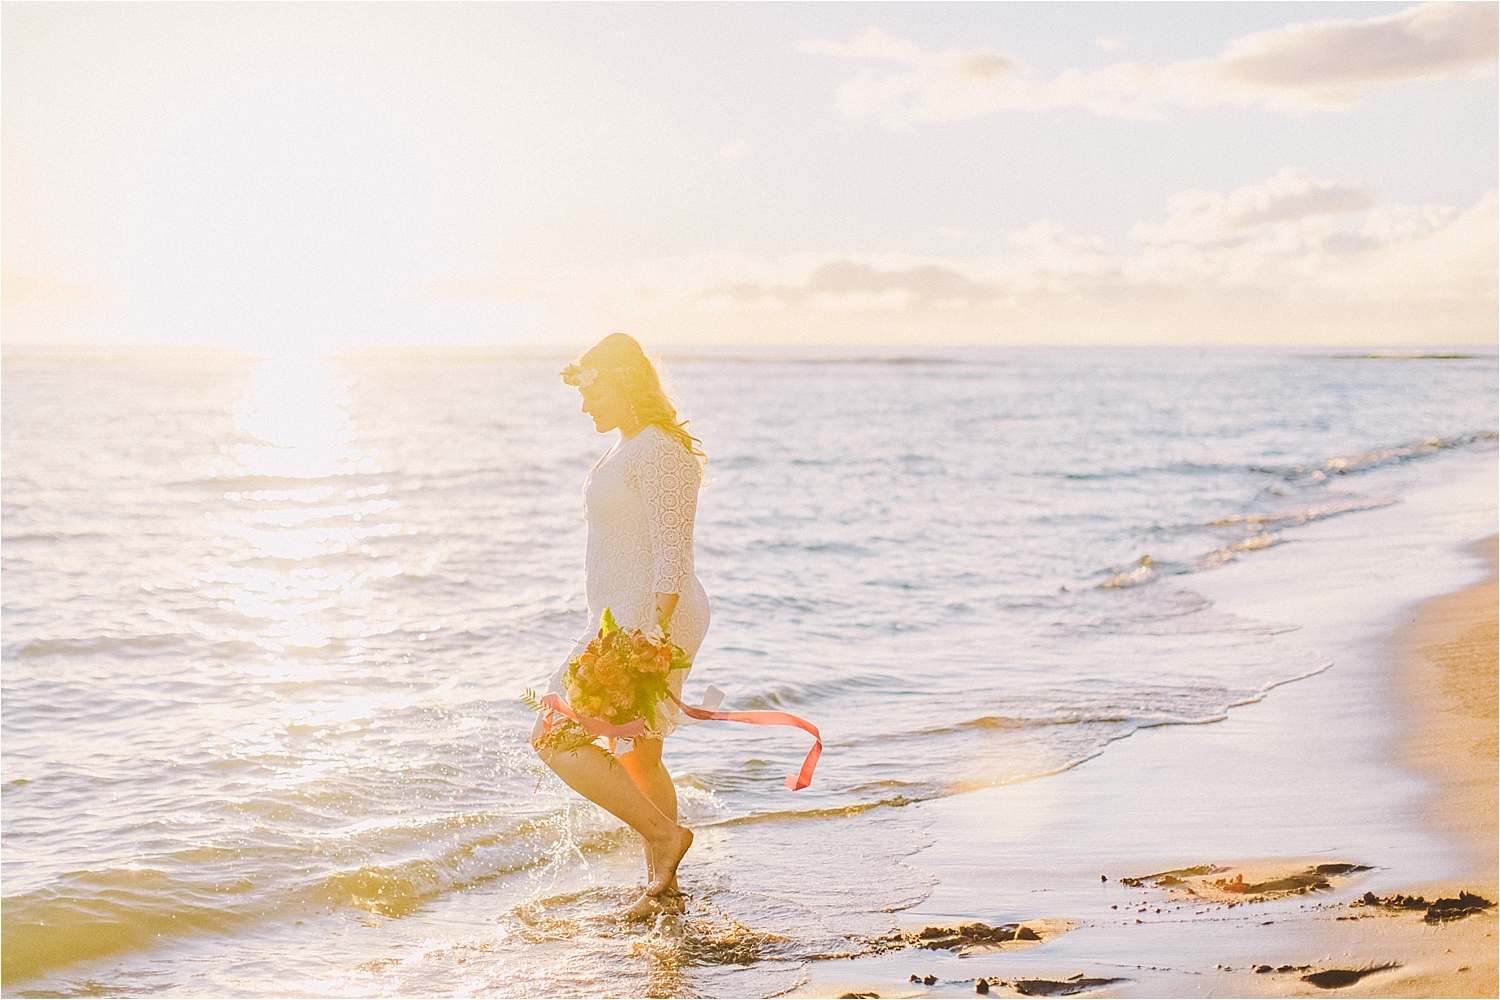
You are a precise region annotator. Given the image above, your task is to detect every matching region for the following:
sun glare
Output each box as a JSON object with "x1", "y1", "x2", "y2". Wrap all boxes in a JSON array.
[
  {"x1": 128, "y1": 84, "x2": 438, "y2": 356},
  {"x1": 200, "y1": 355, "x2": 409, "y2": 685},
  {"x1": 222, "y1": 358, "x2": 375, "y2": 481}
]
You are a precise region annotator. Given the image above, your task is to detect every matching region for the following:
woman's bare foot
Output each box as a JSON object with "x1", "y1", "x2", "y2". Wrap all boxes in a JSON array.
[
  {"x1": 622, "y1": 887, "x2": 685, "y2": 920},
  {"x1": 645, "y1": 825, "x2": 693, "y2": 896},
  {"x1": 642, "y1": 841, "x2": 682, "y2": 896},
  {"x1": 655, "y1": 887, "x2": 686, "y2": 915},
  {"x1": 622, "y1": 893, "x2": 660, "y2": 920}
]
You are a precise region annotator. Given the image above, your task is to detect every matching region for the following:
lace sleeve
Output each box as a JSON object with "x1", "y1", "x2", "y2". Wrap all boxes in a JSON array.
[{"x1": 628, "y1": 426, "x2": 701, "y2": 596}]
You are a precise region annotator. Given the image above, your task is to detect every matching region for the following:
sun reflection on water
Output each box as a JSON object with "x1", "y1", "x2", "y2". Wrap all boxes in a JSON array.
[
  {"x1": 220, "y1": 358, "x2": 378, "y2": 481},
  {"x1": 195, "y1": 356, "x2": 422, "y2": 692}
]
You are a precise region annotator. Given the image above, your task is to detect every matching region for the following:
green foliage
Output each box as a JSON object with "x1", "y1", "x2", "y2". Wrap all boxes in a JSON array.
[{"x1": 521, "y1": 607, "x2": 691, "y2": 752}]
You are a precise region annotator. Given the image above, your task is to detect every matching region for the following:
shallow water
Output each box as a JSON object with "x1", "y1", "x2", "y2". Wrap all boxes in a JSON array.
[{"x1": 2, "y1": 346, "x2": 1495, "y2": 995}]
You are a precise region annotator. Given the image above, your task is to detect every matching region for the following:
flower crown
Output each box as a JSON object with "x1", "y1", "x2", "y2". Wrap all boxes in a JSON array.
[{"x1": 559, "y1": 363, "x2": 599, "y2": 388}]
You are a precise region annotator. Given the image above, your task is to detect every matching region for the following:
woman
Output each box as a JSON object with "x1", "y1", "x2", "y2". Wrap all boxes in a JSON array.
[{"x1": 532, "y1": 332, "x2": 708, "y2": 919}]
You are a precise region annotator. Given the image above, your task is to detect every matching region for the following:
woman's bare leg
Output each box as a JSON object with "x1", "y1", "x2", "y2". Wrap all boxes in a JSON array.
[
  {"x1": 531, "y1": 721, "x2": 692, "y2": 908},
  {"x1": 619, "y1": 738, "x2": 677, "y2": 821},
  {"x1": 618, "y1": 738, "x2": 681, "y2": 895}
]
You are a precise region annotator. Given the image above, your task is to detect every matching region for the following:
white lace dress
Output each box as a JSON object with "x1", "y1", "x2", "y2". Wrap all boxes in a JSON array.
[{"x1": 545, "y1": 423, "x2": 711, "y2": 748}]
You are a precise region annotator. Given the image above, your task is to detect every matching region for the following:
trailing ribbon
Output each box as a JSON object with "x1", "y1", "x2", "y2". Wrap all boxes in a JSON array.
[
  {"x1": 670, "y1": 692, "x2": 822, "y2": 791},
  {"x1": 539, "y1": 692, "x2": 647, "y2": 739},
  {"x1": 539, "y1": 688, "x2": 823, "y2": 791}
]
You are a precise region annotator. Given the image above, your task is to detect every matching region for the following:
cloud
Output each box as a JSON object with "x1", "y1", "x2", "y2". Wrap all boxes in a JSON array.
[
  {"x1": 1, "y1": 271, "x2": 115, "y2": 342},
  {"x1": 698, "y1": 261, "x2": 998, "y2": 310},
  {"x1": 699, "y1": 170, "x2": 1408, "y2": 310},
  {"x1": 428, "y1": 171, "x2": 1496, "y2": 344},
  {"x1": 1, "y1": 271, "x2": 112, "y2": 310},
  {"x1": 1214, "y1": 1, "x2": 1498, "y2": 92},
  {"x1": 798, "y1": 2, "x2": 1498, "y2": 124},
  {"x1": 1133, "y1": 168, "x2": 1375, "y2": 245},
  {"x1": 1096, "y1": 36, "x2": 1129, "y2": 54}
]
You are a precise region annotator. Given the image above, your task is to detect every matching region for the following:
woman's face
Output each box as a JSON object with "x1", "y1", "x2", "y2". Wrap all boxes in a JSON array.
[{"x1": 579, "y1": 376, "x2": 633, "y2": 434}]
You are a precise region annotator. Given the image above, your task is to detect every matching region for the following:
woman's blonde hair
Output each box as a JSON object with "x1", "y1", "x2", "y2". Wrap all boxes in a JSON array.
[{"x1": 562, "y1": 333, "x2": 705, "y2": 465}]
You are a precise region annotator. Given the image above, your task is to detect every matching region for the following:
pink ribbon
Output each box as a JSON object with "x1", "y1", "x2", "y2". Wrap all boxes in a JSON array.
[
  {"x1": 540, "y1": 690, "x2": 823, "y2": 791},
  {"x1": 539, "y1": 692, "x2": 647, "y2": 739},
  {"x1": 671, "y1": 692, "x2": 822, "y2": 791}
]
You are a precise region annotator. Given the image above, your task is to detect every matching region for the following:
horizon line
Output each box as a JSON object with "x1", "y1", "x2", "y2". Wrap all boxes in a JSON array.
[{"x1": 3, "y1": 342, "x2": 1496, "y2": 362}]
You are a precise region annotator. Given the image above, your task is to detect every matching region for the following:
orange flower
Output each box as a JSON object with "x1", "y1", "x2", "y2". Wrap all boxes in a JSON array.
[{"x1": 561, "y1": 607, "x2": 680, "y2": 728}]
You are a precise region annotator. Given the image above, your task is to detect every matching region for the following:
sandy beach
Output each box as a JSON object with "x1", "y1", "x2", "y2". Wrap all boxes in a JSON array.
[
  {"x1": 1364, "y1": 533, "x2": 1499, "y2": 997},
  {"x1": 792, "y1": 456, "x2": 1498, "y2": 999},
  {"x1": 4, "y1": 2, "x2": 1498, "y2": 993}
]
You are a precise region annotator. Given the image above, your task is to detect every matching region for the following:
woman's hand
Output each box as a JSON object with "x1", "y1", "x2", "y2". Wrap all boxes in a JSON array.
[{"x1": 654, "y1": 592, "x2": 679, "y2": 633}]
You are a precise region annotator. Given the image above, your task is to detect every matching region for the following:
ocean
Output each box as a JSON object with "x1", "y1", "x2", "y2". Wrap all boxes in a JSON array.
[{"x1": 3, "y1": 345, "x2": 1495, "y2": 996}]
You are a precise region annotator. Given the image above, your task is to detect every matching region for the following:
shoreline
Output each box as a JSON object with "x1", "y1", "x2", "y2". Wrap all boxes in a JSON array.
[
  {"x1": 793, "y1": 456, "x2": 1497, "y2": 999},
  {"x1": 3, "y1": 385, "x2": 1492, "y2": 998}
]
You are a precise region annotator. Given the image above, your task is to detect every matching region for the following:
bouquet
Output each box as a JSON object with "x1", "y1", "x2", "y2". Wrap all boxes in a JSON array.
[{"x1": 525, "y1": 608, "x2": 691, "y2": 753}]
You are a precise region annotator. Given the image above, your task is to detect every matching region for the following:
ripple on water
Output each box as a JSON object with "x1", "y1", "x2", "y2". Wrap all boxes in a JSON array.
[{"x1": 2, "y1": 348, "x2": 1495, "y2": 993}]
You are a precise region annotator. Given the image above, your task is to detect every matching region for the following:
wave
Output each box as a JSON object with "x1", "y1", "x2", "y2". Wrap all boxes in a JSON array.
[
  {"x1": 852, "y1": 700, "x2": 1248, "y2": 748},
  {"x1": 1206, "y1": 497, "x2": 1394, "y2": 528},
  {"x1": 709, "y1": 795, "x2": 920, "y2": 827},
  {"x1": 1097, "y1": 554, "x2": 1160, "y2": 589},
  {"x1": 720, "y1": 671, "x2": 912, "y2": 711},
  {"x1": 1093, "y1": 431, "x2": 1492, "y2": 596},
  {"x1": 0, "y1": 645, "x2": 1342, "y2": 989},
  {"x1": 1, "y1": 531, "x2": 108, "y2": 544},
  {"x1": 1037, "y1": 430, "x2": 1496, "y2": 486},
  {"x1": 1249, "y1": 431, "x2": 1497, "y2": 482},
  {"x1": 1096, "y1": 496, "x2": 1403, "y2": 589},
  {"x1": 0, "y1": 809, "x2": 631, "y2": 986},
  {"x1": 9, "y1": 633, "x2": 194, "y2": 659},
  {"x1": 1308, "y1": 352, "x2": 1487, "y2": 361},
  {"x1": 1, "y1": 868, "x2": 250, "y2": 986}
]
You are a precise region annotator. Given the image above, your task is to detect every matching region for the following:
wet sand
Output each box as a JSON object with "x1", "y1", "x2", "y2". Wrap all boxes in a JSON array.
[
  {"x1": 791, "y1": 459, "x2": 1497, "y2": 999},
  {"x1": 1357, "y1": 534, "x2": 1497, "y2": 997}
]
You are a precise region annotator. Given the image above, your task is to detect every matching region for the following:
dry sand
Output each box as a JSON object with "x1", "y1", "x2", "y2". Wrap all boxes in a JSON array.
[{"x1": 790, "y1": 521, "x2": 1497, "y2": 997}]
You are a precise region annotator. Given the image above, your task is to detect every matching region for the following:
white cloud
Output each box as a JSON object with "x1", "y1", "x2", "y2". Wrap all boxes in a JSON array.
[
  {"x1": 426, "y1": 170, "x2": 1496, "y2": 344},
  {"x1": 695, "y1": 170, "x2": 1479, "y2": 305},
  {"x1": 1096, "y1": 36, "x2": 1129, "y2": 54},
  {"x1": 1213, "y1": 1, "x2": 1498, "y2": 92},
  {"x1": 697, "y1": 261, "x2": 999, "y2": 311},
  {"x1": 1133, "y1": 168, "x2": 1375, "y2": 245},
  {"x1": 798, "y1": 2, "x2": 1499, "y2": 125}
]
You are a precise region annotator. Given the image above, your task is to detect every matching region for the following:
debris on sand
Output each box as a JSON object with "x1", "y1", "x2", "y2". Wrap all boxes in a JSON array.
[
  {"x1": 1118, "y1": 862, "x2": 1371, "y2": 902},
  {"x1": 914, "y1": 922, "x2": 1041, "y2": 948},
  {"x1": 878, "y1": 919, "x2": 1067, "y2": 954},
  {"x1": 1301, "y1": 963, "x2": 1399, "y2": 989},
  {"x1": 1213, "y1": 870, "x2": 1335, "y2": 895},
  {"x1": 1353, "y1": 890, "x2": 1495, "y2": 923},
  {"x1": 1120, "y1": 864, "x2": 1218, "y2": 888},
  {"x1": 1010, "y1": 977, "x2": 1127, "y2": 996}
]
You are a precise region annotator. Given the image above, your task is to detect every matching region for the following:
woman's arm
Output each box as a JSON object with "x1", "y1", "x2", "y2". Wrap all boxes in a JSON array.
[
  {"x1": 655, "y1": 591, "x2": 679, "y2": 630},
  {"x1": 632, "y1": 429, "x2": 700, "y2": 634}
]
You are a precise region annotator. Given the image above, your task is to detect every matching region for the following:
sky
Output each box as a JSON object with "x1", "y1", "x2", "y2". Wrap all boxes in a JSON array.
[{"x1": 3, "y1": 1, "x2": 1496, "y2": 353}]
